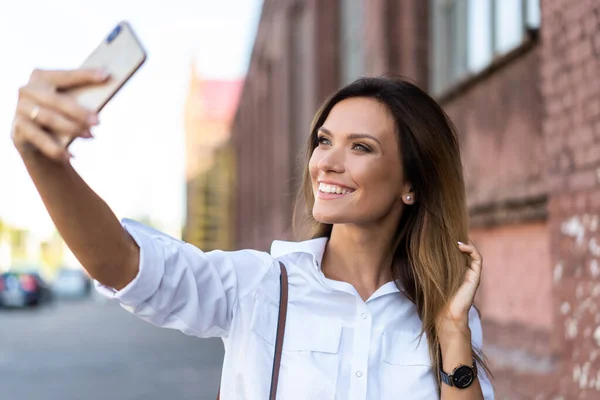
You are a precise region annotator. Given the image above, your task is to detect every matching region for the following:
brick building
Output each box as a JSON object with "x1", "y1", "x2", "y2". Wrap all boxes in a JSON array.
[
  {"x1": 183, "y1": 63, "x2": 242, "y2": 250},
  {"x1": 230, "y1": 0, "x2": 600, "y2": 398}
]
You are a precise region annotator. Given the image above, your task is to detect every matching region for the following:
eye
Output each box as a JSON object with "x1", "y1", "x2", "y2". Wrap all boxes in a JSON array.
[
  {"x1": 352, "y1": 143, "x2": 371, "y2": 153},
  {"x1": 317, "y1": 135, "x2": 331, "y2": 146}
]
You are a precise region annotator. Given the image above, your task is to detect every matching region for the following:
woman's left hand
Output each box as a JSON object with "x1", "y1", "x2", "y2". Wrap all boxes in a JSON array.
[{"x1": 437, "y1": 240, "x2": 483, "y2": 335}]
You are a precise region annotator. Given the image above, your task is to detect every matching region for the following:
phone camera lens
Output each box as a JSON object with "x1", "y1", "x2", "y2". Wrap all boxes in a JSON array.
[{"x1": 106, "y1": 25, "x2": 122, "y2": 44}]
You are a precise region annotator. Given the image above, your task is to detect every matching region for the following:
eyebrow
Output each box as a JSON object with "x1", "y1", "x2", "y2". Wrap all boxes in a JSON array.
[{"x1": 317, "y1": 127, "x2": 382, "y2": 145}]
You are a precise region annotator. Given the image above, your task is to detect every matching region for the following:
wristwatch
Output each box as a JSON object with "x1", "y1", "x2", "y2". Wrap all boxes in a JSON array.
[{"x1": 440, "y1": 359, "x2": 478, "y2": 389}]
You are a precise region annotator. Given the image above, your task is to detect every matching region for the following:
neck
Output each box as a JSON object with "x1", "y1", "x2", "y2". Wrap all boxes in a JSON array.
[{"x1": 322, "y1": 221, "x2": 398, "y2": 301}]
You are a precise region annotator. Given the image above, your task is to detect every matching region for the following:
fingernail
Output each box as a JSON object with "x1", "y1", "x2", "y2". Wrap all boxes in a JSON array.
[
  {"x1": 458, "y1": 241, "x2": 465, "y2": 246},
  {"x1": 82, "y1": 130, "x2": 94, "y2": 139},
  {"x1": 87, "y1": 114, "x2": 99, "y2": 126},
  {"x1": 96, "y1": 69, "x2": 110, "y2": 79}
]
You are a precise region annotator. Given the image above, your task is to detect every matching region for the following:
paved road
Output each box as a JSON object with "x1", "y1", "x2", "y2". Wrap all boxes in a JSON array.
[{"x1": 0, "y1": 295, "x2": 224, "y2": 400}]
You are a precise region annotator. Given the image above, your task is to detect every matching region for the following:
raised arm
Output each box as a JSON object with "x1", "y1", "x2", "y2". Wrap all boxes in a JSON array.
[{"x1": 11, "y1": 68, "x2": 139, "y2": 290}]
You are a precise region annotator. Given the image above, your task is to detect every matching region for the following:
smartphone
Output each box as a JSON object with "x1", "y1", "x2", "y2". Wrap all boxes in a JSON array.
[{"x1": 60, "y1": 21, "x2": 147, "y2": 147}]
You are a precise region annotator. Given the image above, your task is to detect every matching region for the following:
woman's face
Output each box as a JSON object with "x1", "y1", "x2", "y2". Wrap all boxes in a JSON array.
[{"x1": 309, "y1": 97, "x2": 409, "y2": 226}]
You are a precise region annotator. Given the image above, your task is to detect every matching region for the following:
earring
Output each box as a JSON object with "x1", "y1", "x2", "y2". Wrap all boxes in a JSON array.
[{"x1": 405, "y1": 195, "x2": 412, "y2": 202}]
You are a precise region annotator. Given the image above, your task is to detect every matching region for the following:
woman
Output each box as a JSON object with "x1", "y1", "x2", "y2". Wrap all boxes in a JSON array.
[{"x1": 11, "y1": 69, "x2": 494, "y2": 399}]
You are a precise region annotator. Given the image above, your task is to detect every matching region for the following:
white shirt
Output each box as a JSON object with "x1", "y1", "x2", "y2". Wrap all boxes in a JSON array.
[{"x1": 96, "y1": 219, "x2": 494, "y2": 399}]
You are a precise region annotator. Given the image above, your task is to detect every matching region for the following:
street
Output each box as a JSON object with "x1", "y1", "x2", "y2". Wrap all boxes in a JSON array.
[{"x1": 0, "y1": 295, "x2": 224, "y2": 400}]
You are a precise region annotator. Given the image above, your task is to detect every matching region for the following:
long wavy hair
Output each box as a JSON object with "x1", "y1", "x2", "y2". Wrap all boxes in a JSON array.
[{"x1": 293, "y1": 76, "x2": 491, "y2": 389}]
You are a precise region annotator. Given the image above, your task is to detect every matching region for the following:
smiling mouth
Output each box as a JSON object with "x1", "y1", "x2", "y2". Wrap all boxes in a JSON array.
[{"x1": 317, "y1": 182, "x2": 355, "y2": 195}]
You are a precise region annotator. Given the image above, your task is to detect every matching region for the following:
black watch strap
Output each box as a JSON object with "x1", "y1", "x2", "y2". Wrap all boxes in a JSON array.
[{"x1": 440, "y1": 368, "x2": 453, "y2": 386}]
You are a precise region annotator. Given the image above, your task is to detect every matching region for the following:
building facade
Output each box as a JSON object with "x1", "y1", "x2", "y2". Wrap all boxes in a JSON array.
[
  {"x1": 184, "y1": 63, "x2": 242, "y2": 251},
  {"x1": 230, "y1": 0, "x2": 600, "y2": 398}
]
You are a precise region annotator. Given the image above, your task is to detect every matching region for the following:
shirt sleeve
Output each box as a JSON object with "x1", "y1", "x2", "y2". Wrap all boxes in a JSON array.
[
  {"x1": 94, "y1": 218, "x2": 274, "y2": 338},
  {"x1": 469, "y1": 306, "x2": 495, "y2": 400}
]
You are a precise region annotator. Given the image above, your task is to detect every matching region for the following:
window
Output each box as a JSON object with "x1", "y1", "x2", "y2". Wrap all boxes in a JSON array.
[
  {"x1": 431, "y1": 0, "x2": 541, "y2": 95},
  {"x1": 340, "y1": 0, "x2": 365, "y2": 85}
]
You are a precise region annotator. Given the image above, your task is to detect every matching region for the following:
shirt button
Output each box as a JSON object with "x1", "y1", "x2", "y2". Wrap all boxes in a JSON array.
[
  {"x1": 361, "y1": 313, "x2": 368, "y2": 319},
  {"x1": 355, "y1": 371, "x2": 363, "y2": 378}
]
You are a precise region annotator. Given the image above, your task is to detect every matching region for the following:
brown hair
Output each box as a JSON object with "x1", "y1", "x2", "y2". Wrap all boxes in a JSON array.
[{"x1": 293, "y1": 76, "x2": 491, "y2": 389}]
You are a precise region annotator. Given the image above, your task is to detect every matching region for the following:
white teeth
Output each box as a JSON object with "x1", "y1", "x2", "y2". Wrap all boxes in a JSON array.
[{"x1": 318, "y1": 183, "x2": 353, "y2": 194}]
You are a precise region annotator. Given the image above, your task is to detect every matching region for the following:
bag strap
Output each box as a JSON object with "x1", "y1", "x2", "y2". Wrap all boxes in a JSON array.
[
  {"x1": 268, "y1": 261, "x2": 288, "y2": 399},
  {"x1": 216, "y1": 261, "x2": 288, "y2": 400}
]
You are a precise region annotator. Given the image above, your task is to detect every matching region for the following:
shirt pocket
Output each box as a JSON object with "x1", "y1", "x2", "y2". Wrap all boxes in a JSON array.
[
  {"x1": 248, "y1": 299, "x2": 342, "y2": 399},
  {"x1": 380, "y1": 331, "x2": 439, "y2": 400}
]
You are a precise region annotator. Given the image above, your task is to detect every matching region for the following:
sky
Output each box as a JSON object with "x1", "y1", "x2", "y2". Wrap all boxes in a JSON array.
[{"x1": 0, "y1": 0, "x2": 263, "y2": 240}]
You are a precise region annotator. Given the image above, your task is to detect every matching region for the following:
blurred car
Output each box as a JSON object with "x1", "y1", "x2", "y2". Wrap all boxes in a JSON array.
[
  {"x1": 0, "y1": 272, "x2": 44, "y2": 308},
  {"x1": 51, "y1": 268, "x2": 92, "y2": 299},
  {"x1": 25, "y1": 271, "x2": 54, "y2": 304}
]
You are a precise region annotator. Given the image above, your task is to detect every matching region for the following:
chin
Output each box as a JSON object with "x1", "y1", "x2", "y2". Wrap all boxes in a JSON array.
[
  {"x1": 312, "y1": 215, "x2": 337, "y2": 225},
  {"x1": 312, "y1": 207, "x2": 347, "y2": 225}
]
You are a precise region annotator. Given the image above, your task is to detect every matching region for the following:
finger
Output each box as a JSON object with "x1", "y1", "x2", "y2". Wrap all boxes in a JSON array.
[
  {"x1": 13, "y1": 117, "x2": 70, "y2": 163},
  {"x1": 17, "y1": 99, "x2": 92, "y2": 140},
  {"x1": 29, "y1": 68, "x2": 109, "y2": 90},
  {"x1": 458, "y1": 242, "x2": 482, "y2": 263},
  {"x1": 19, "y1": 85, "x2": 99, "y2": 127},
  {"x1": 458, "y1": 241, "x2": 477, "y2": 254}
]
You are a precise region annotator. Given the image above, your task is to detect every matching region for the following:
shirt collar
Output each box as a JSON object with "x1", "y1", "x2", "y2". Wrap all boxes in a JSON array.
[
  {"x1": 270, "y1": 237, "x2": 402, "y2": 297},
  {"x1": 270, "y1": 237, "x2": 328, "y2": 271}
]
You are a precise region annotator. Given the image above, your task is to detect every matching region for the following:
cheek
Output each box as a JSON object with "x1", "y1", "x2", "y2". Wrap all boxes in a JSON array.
[
  {"x1": 308, "y1": 151, "x2": 320, "y2": 179},
  {"x1": 357, "y1": 162, "x2": 403, "y2": 199}
]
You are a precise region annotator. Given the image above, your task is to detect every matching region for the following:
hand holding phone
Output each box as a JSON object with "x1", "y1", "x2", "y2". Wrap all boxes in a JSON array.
[
  {"x1": 11, "y1": 21, "x2": 147, "y2": 162},
  {"x1": 59, "y1": 21, "x2": 147, "y2": 147}
]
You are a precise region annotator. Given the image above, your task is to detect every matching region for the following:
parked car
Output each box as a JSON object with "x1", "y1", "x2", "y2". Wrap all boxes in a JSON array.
[
  {"x1": 51, "y1": 268, "x2": 92, "y2": 299},
  {"x1": 0, "y1": 272, "x2": 44, "y2": 308},
  {"x1": 25, "y1": 271, "x2": 54, "y2": 304}
]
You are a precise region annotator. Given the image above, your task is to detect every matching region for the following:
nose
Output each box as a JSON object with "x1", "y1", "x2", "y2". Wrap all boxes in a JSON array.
[{"x1": 317, "y1": 147, "x2": 345, "y2": 173}]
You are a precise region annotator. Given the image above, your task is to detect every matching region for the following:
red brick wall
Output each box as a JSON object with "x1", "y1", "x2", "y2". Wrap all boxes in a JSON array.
[
  {"x1": 231, "y1": 0, "x2": 341, "y2": 251},
  {"x1": 437, "y1": 35, "x2": 556, "y2": 397},
  {"x1": 230, "y1": 0, "x2": 600, "y2": 397},
  {"x1": 472, "y1": 223, "x2": 555, "y2": 399},
  {"x1": 541, "y1": 0, "x2": 600, "y2": 397},
  {"x1": 362, "y1": 0, "x2": 429, "y2": 88},
  {"x1": 471, "y1": 223, "x2": 553, "y2": 330},
  {"x1": 442, "y1": 49, "x2": 545, "y2": 215}
]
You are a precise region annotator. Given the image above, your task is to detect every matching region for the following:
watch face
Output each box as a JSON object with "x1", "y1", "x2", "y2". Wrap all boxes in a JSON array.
[{"x1": 452, "y1": 365, "x2": 474, "y2": 389}]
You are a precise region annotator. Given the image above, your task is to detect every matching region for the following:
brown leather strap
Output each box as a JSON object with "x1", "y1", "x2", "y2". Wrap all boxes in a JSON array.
[
  {"x1": 217, "y1": 262, "x2": 288, "y2": 400},
  {"x1": 269, "y1": 262, "x2": 288, "y2": 399}
]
